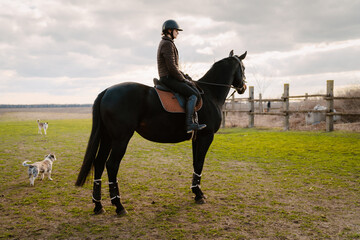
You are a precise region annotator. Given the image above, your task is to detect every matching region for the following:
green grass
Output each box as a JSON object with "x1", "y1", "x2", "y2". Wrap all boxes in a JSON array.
[{"x1": 0, "y1": 119, "x2": 359, "y2": 239}]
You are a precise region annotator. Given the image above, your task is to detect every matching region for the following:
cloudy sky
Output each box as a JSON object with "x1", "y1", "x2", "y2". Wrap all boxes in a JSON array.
[{"x1": 1, "y1": 0, "x2": 359, "y2": 104}]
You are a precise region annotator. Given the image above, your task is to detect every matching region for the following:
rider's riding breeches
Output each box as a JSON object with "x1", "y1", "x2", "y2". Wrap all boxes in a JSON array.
[{"x1": 160, "y1": 76, "x2": 200, "y2": 99}]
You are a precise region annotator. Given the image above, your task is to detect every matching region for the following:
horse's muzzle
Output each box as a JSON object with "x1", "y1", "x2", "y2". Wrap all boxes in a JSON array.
[{"x1": 236, "y1": 84, "x2": 247, "y2": 94}]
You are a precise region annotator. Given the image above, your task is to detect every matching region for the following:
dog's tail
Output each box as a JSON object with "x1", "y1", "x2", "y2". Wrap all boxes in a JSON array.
[
  {"x1": 22, "y1": 160, "x2": 33, "y2": 167},
  {"x1": 75, "y1": 89, "x2": 107, "y2": 187}
]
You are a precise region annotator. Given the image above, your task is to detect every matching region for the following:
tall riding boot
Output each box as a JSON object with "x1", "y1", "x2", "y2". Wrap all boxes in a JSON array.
[{"x1": 186, "y1": 95, "x2": 206, "y2": 133}]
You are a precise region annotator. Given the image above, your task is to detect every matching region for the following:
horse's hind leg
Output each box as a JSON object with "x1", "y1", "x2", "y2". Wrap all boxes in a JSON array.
[
  {"x1": 106, "y1": 137, "x2": 132, "y2": 216},
  {"x1": 92, "y1": 137, "x2": 111, "y2": 214}
]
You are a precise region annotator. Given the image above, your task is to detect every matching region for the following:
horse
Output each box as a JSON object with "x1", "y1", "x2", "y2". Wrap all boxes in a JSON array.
[{"x1": 75, "y1": 50, "x2": 247, "y2": 215}]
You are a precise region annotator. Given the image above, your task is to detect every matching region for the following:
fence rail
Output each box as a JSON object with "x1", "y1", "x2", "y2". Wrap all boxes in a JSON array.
[{"x1": 222, "y1": 80, "x2": 360, "y2": 131}]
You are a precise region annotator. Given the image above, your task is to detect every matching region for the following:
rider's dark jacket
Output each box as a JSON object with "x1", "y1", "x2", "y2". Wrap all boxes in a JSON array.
[{"x1": 157, "y1": 36, "x2": 185, "y2": 82}]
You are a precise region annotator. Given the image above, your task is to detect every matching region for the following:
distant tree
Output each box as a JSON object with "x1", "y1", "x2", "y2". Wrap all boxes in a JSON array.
[
  {"x1": 336, "y1": 87, "x2": 360, "y2": 123},
  {"x1": 249, "y1": 64, "x2": 271, "y2": 97}
]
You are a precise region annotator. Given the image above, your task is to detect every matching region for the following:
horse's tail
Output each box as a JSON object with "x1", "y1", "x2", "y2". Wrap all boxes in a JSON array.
[{"x1": 75, "y1": 89, "x2": 107, "y2": 187}]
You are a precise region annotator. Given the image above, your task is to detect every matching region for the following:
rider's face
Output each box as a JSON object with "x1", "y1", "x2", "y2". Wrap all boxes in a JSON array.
[{"x1": 173, "y1": 29, "x2": 179, "y2": 39}]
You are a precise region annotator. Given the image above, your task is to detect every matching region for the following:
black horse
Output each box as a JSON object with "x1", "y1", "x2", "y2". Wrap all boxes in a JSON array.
[{"x1": 76, "y1": 50, "x2": 247, "y2": 215}]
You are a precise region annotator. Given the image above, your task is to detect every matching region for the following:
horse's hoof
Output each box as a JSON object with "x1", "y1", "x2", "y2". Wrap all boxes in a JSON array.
[
  {"x1": 93, "y1": 208, "x2": 106, "y2": 215},
  {"x1": 195, "y1": 198, "x2": 206, "y2": 204},
  {"x1": 116, "y1": 208, "x2": 128, "y2": 216}
]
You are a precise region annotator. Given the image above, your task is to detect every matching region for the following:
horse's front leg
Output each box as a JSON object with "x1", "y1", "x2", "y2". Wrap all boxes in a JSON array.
[
  {"x1": 191, "y1": 133, "x2": 214, "y2": 204},
  {"x1": 191, "y1": 172, "x2": 206, "y2": 203}
]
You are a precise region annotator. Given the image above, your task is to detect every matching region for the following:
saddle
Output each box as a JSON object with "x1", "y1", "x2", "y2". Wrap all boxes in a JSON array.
[{"x1": 153, "y1": 78, "x2": 203, "y2": 113}]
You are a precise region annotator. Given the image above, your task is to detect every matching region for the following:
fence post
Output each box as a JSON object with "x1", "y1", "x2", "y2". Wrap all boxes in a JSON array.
[
  {"x1": 326, "y1": 80, "x2": 334, "y2": 132},
  {"x1": 259, "y1": 93, "x2": 263, "y2": 113},
  {"x1": 222, "y1": 110, "x2": 226, "y2": 128},
  {"x1": 283, "y1": 84, "x2": 289, "y2": 131},
  {"x1": 248, "y1": 86, "x2": 254, "y2": 128},
  {"x1": 231, "y1": 94, "x2": 235, "y2": 110}
]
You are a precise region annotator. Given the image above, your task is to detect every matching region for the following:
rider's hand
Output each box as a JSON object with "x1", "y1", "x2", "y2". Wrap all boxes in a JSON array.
[
  {"x1": 184, "y1": 79, "x2": 195, "y2": 86},
  {"x1": 184, "y1": 74, "x2": 192, "y2": 81}
]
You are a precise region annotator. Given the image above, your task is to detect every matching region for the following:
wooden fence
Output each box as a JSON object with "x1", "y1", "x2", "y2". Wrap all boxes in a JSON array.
[{"x1": 222, "y1": 80, "x2": 360, "y2": 131}]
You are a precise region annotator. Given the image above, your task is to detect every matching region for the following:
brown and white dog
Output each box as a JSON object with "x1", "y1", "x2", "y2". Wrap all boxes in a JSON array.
[
  {"x1": 37, "y1": 119, "x2": 48, "y2": 135},
  {"x1": 22, "y1": 153, "x2": 56, "y2": 186}
]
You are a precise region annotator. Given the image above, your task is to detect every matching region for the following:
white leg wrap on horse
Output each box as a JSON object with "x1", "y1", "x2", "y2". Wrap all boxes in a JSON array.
[
  {"x1": 92, "y1": 196, "x2": 101, "y2": 202},
  {"x1": 191, "y1": 172, "x2": 202, "y2": 189},
  {"x1": 94, "y1": 179, "x2": 102, "y2": 185},
  {"x1": 109, "y1": 180, "x2": 120, "y2": 202},
  {"x1": 92, "y1": 179, "x2": 102, "y2": 202},
  {"x1": 110, "y1": 195, "x2": 120, "y2": 200}
]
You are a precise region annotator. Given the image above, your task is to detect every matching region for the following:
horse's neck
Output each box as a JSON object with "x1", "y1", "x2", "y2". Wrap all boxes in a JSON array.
[
  {"x1": 199, "y1": 63, "x2": 233, "y2": 106},
  {"x1": 204, "y1": 85, "x2": 231, "y2": 106}
]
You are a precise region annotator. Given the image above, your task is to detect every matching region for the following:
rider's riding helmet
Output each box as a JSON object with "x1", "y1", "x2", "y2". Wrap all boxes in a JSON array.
[{"x1": 162, "y1": 20, "x2": 183, "y2": 34}]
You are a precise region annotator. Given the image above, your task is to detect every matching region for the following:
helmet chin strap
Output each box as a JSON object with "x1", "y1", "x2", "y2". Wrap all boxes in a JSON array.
[{"x1": 170, "y1": 29, "x2": 174, "y2": 40}]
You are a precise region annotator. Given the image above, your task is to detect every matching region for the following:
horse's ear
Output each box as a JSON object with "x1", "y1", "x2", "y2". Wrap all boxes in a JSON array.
[
  {"x1": 239, "y1": 51, "x2": 247, "y2": 60},
  {"x1": 229, "y1": 50, "x2": 234, "y2": 57}
]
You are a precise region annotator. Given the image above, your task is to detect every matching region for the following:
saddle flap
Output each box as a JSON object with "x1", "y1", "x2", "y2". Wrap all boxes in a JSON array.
[{"x1": 154, "y1": 88, "x2": 203, "y2": 113}]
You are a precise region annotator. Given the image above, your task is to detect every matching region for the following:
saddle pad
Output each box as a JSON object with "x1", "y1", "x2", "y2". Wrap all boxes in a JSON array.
[{"x1": 155, "y1": 88, "x2": 202, "y2": 113}]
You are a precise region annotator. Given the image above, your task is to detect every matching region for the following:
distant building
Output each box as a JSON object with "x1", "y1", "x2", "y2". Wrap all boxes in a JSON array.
[{"x1": 305, "y1": 105, "x2": 340, "y2": 125}]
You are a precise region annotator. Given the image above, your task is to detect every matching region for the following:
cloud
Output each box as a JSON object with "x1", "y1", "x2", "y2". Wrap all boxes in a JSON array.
[
  {"x1": 197, "y1": 47, "x2": 214, "y2": 55},
  {"x1": 0, "y1": 0, "x2": 359, "y2": 103},
  {"x1": 247, "y1": 39, "x2": 360, "y2": 75}
]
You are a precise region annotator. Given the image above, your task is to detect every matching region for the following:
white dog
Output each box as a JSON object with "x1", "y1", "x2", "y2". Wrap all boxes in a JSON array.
[
  {"x1": 22, "y1": 153, "x2": 56, "y2": 186},
  {"x1": 37, "y1": 119, "x2": 48, "y2": 135}
]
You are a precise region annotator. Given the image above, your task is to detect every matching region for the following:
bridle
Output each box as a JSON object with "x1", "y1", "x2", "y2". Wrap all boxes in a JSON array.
[{"x1": 195, "y1": 55, "x2": 247, "y2": 94}]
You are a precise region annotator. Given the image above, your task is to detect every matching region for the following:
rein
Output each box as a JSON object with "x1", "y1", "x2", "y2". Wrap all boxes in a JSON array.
[
  {"x1": 195, "y1": 81, "x2": 245, "y2": 101},
  {"x1": 227, "y1": 90, "x2": 237, "y2": 100},
  {"x1": 195, "y1": 80, "x2": 246, "y2": 101},
  {"x1": 196, "y1": 81, "x2": 234, "y2": 88}
]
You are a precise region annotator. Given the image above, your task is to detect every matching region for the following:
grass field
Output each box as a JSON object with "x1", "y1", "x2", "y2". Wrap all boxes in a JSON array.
[{"x1": 0, "y1": 112, "x2": 359, "y2": 239}]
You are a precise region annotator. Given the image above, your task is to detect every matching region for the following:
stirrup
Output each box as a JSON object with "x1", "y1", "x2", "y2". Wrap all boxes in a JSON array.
[{"x1": 187, "y1": 123, "x2": 206, "y2": 133}]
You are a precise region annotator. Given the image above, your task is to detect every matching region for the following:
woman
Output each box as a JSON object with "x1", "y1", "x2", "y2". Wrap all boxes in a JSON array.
[{"x1": 157, "y1": 19, "x2": 206, "y2": 133}]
